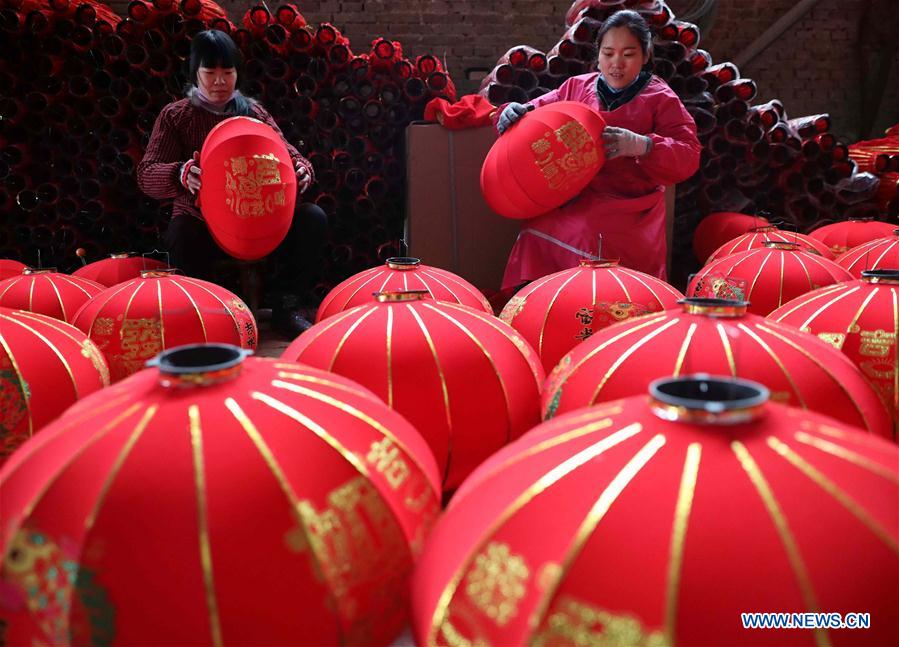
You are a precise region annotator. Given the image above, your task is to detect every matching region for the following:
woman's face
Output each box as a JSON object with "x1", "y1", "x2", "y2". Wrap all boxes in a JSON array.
[
  {"x1": 197, "y1": 65, "x2": 237, "y2": 103},
  {"x1": 598, "y1": 26, "x2": 647, "y2": 89}
]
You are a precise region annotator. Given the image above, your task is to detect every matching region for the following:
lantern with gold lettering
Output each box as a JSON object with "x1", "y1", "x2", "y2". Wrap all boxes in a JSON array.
[
  {"x1": 809, "y1": 219, "x2": 897, "y2": 257},
  {"x1": 0, "y1": 344, "x2": 441, "y2": 646},
  {"x1": 499, "y1": 259, "x2": 683, "y2": 373},
  {"x1": 834, "y1": 230, "x2": 899, "y2": 278},
  {"x1": 284, "y1": 291, "x2": 544, "y2": 492},
  {"x1": 0, "y1": 269, "x2": 104, "y2": 322},
  {"x1": 0, "y1": 260, "x2": 25, "y2": 281},
  {"x1": 770, "y1": 269, "x2": 899, "y2": 439},
  {"x1": 0, "y1": 307, "x2": 109, "y2": 462},
  {"x1": 481, "y1": 101, "x2": 606, "y2": 219},
  {"x1": 72, "y1": 253, "x2": 169, "y2": 287},
  {"x1": 542, "y1": 298, "x2": 892, "y2": 439},
  {"x1": 692, "y1": 211, "x2": 769, "y2": 264},
  {"x1": 199, "y1": 116, "x2": 297, "y2": 260},
  {"x1": 71, "y1": 269, "x2": 257, "y2": 382},
  {"x1": 688, "y1": 241, "x2": 854, "y2": 315},
  {"x1": 413, "y1": 376, "x2": 899, "y2": 647},
  {"x1": 704, "y1": 226, "x2": 834, "y2": 264},
  {"x1": 316, "y1": 257, "x2": 493, "y2": 323}
]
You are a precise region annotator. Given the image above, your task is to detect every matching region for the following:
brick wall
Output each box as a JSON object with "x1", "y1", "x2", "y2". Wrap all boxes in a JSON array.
[{"x1": 108, "y1": 0, "x2": 898, "y2": 140}]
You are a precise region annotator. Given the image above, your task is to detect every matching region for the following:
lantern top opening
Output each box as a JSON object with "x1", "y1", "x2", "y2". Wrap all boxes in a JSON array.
[
  {"x1": 23, "y1": 268, "x2": 57, "y2": 274},
  {"x1": 141, "y1": 268, "x2": 177, "y2": 278},
  {"x1": 375, "y1": 290, "x2": 429, "y2": 302},
  {"x1": 579, "y1": 258, "x2": 620, "y2": 268},
  {"x1": 649, "y1": 375, "x2": 769, "y2": 425},
  {"x1": 386, "y1": 257, "x2": 422, "y2": 270},
  {"x1": 679, "y1": 297, "x2": 749, "y2": 318},
  {"x1": 893, "y1": 229, "x2": 899, "y2": 237},
  {"x1": 862, "y1": 269, "x2": 899, "y2": 284},
  {"x1": 762, "y1": 240, "x2": 801, "y2": 251},
  {"x1": 749, "y1": 225, "x2": 778, "y2": 233},
  {"x1": 147, "y1": 343, "x2": 252, "y2": 388},
  {"x1": 110, "y1": 252, "x2": 132, "y2": 259}
]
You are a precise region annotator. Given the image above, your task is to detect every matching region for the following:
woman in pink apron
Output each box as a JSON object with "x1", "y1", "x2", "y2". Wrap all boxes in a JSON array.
[{"x1": 496, "y1": 9, "x2": 701, "y2": 289}]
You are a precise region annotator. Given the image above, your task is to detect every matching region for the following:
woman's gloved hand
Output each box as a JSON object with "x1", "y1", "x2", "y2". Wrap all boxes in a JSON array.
[
  {"x1": 295, "y1": 161, "x2": 312, "y2": 193},
  {"x1": 180, "y1": 150, "x2": 202, "y2": 194},
  {"x1": 602, "y1": 126, "x2": 652, "y2": 160},
  {"x1": 497, "y1": 102, "x2": 533, "y2": 134}
]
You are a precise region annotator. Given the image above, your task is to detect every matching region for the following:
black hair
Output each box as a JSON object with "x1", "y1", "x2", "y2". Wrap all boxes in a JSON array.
[
  {"x1": 595, "y1": 9, "x2": 653, "y2": 65},
  {"x1": 188, "y1": 29, "x2": 254, "y2": 116}
]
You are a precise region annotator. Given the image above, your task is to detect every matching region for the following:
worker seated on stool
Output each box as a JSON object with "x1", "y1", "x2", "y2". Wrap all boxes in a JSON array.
[{"x1": 137, "y1": 29, "x2": 326, "y2": 330}]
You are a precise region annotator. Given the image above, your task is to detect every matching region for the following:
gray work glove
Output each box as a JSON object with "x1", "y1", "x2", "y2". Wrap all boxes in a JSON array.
[
  {"x1": 497, "y1": 102, "x2": 533, "y2": 135},
  {"x1": 602, "y1": 126, "x2": 652, "y2": 160}
]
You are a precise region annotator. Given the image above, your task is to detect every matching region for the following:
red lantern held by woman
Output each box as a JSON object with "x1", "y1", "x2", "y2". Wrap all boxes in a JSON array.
[
  {"x1": 770, "y1": 269, "x2": 899, "y2": 439},
  {"x1": 705, "y1": 225, "x2": 834, "y2": 264},
  {"x1": 543, "y1": 298, "x2": 892, "y2": 438},
  {"x1": 834, "y1": 229, "x2": 899, "y2": 278},
  {"x1": 688, "y1": 241, "x2": 854, "y2": 315},
  {"x1": 809, "y1": 219, "x2": 898, "y2": 256},
  {"x1": 284, "y1": 291, "x2": 544, "y2": 492},
  {"x1": 316, "y1": 257, "x2": 493, "y2": 322},
  {"x1": 0, "y1": 269, "x2": 104, "y2": 322},
  {"x1": 480, "y1": 101, "x2": 606, "y2": 220},
  {"x1": 72, "y1": 269, "x2": 257, "y2": 382},
  {"x1": 199, "y1": 115, "x2": 297, "y2": 260},
  {"x1": 692, "y1": 211, "x2": 770, "y2": 264},
  {"x1": 0, "y1": 307, "x2": 109, "y2": 462},
  {"x1": 0, "y1": 260, "x2": 26, "y2": 281},
  {"x1": 413, "y1": 376, "x2": 899, "y2": 647},
  {"x1": 72, "y1": 253, "x2": 169, "y2": 287},
  {"x1": 0, "y1": 344, "x2": 440, "y2": 645},
  {"x1": 500, "y1": 258, "x2": 683, "y2": 373}
]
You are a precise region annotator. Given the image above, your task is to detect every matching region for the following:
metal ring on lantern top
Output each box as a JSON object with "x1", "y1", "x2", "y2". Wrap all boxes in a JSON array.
[
  {"x1": 146, "y1": 343, "x2": 253, "y2": 388},
  {"x1": 577, "y1": 258, "x2": 620, "y2": 268},
  {"x1": 22, "y1": 267, "x2": 57, "y2": 274},
  {"x1": 139, "y1": 268, "x2": 178, "y2": 278},
  {"x1": 677, "y1": 297, "x2": 750, "y2": 317},
  {"x1": 649, "y1": 374, "x2": 770, "y2": 425},
  {"x1": 861, "y1": 268, "x2": 899, "y2": 284},
  {"x1": 761, "y1": 240, "x2": 801, "y2": 251},
  {"x1": 374, "y1": 289, "x2": 430, "y2": 302},
  {"x1": 385, "y1": 257, "x2": 422, "y2": 270}
]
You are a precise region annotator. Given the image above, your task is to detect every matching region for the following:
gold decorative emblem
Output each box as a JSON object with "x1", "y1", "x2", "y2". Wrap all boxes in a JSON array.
[
  {"x1": 691, "y1": 274, "x2": 747, "y2": 301},
  {"x1": 530, "y1": 120, "x2": 600, "y2": 191},
  {"x1": 464, "y1": 542, "x2": 529, "y2": 626},
  {"x1": 813, "y1": 331, "x2": 846, "y2": 350},
  {"x1": 499, "y1": 295, "x2": 527, "y2": 325},
  {"x1": 81, "y1": 340, "x2": 110, "y2": 385},
  {"x1": 92, "y1": 317, "x2": 115, "y2": 336},
  {"x1": 366, "y1": 437, "x2": 410, "y2": 490},
  {"x1": 532, "y1": 596, "x2": 669, "y2": 647},
  {"x1": 118, "y1": 318, "x2": 163, "y2": 375},
  {"x1": 859, "y1": 329, "x2": 895, "y2": 358},
  {"x1": 224, "y1": 153, "x2": 286, "y2": 218}
]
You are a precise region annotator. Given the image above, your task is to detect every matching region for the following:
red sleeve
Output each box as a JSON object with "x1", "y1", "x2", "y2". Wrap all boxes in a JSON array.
[
  {"x1": 137, "y1": 104, "x2": 187, "y2": 200},
  {"x1": 635, "y1": 90, "x2": 701, "y2": 185},
  {"x1": 252, "y1": 103, "x2": 315, "y2": 183}
]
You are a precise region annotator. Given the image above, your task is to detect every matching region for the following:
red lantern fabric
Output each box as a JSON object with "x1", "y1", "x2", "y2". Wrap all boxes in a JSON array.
[
  {"x1": 316, "y1": 257, "x2": 493, "y2": 323},
  {"x1": 809, "y1": 220, "x2": 898, "y2": 256},
  {"x1": 72, "y1": 254, "x2": 169, "y2": 287},
  {"x1": 0, "y1": 345, "x2": 440, "y2": 645},
  {"x1": 283, "y1": 292, "x2": 544, "y2": 492},
  {"x1": 0, "y1": 269, "x2": 104, "y2": 322},
  {"x1": 199, "y1": 116, "x2": 297, "y2": 260},
  {"x1": 692, "y1": 211, "x2": 770, "y2": 264},
  {"x1": 705, "y1": 226, "x2": 834, "y2": 264},
  {"x1": 0, "y1": 307, "x2": 109, "y2": 462},
  {"x1": 480, "y1": 101, "x2": 606, "y2": 220},
  {"x1": 543, "y1": 298, "x2": 892, "y2": 438},
  {"x1": 499, "y1": 259, "x2": 684, "y2": 373},
  {"x1": 0, "y1": 260, "x2": 26, "y2": 281},
  {"x1": 835, "y1": 230, "x2": 899, "y2": 277},
  {"x1": 71, "y1": 270, "x2": 257, "y2": 382},
  {"x1": 688, "y1": 241, "x2": 854, "y2": 315},
  {"x1": 413, "y1": 377, "x2": 899, "y2": 647},
  {"x1": 770, "y1": 270, "x2": 899, "y2": 439}
]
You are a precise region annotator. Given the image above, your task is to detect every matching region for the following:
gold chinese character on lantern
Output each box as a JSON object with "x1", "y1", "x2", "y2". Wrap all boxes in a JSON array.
[
  {"x1": 555, "y1": 120, "x2": 591, "y2": 152},
  {"x1": 224, "y1": 153, "x2": 284, "y2": 219},
  {"x1": 859, "y1": 329, "x2": 895, "y2": 358}
]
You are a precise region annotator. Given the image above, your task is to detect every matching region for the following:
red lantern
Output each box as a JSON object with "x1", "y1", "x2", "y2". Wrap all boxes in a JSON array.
[
  {"x1": 0, "y1": 269, "x2": 104, "y2": 322},
  {"x1": 0, "y1": 260, "x2": 26, "y2": 281},
  {"x1": 499, "y1": 259, "x2": 684, "y2": 373},
  {"x1": 0, "y1": 344, "x2": 440, "y2": 645},
  {"x1": 543, "y1": 298, "x2": 892, "y2": 438},
  {"x1": 770, "y1": 269, "x2": 899, "y2": 438},
  {"x1": 199, "y1": 116, "x2": 297, "y2": 260},
  {"x1": 72, "y1": 269, "x2": 257, "y2": 382},
  {"x1": 0, "y1": 307, "x2": 109, "y2": 461},
  {"x1": 72, "y1": 253, "x2": 169, "y2": 287},
  {"x1": 809, "y1": 219, "x2": 897, "y2": 256},
  {"x1": 480, "y1": 101, "x2": 606, "y2": 220},
  {"x1": 705, "y1": 225, "x2": 834, "y2": 264},
  {"x1": 835, "y1": 230, "x2": 899, "y2": 277},
  {"x1": 692, "y1": 211, "x2": 769, "y2": 264},
  {"x1": 316, "y1": 257, "x2": 493, "y2": 323},
  {"x1": 283, "y1": 291, "x2": 544, "y2": 492},
  {"x1": 688, "y1": 241, "x2": 854, "y2": 315},
  {"x1": 413, "y1": 376, "x2": 899, "y2": 647}
]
